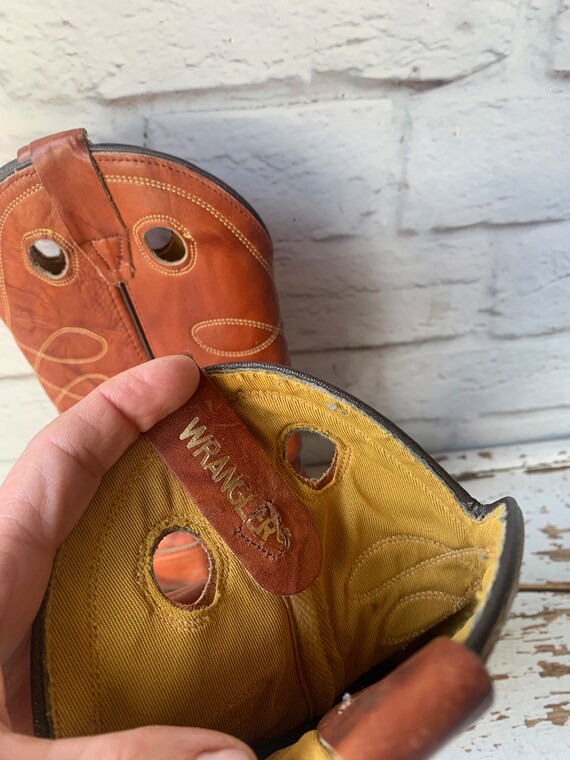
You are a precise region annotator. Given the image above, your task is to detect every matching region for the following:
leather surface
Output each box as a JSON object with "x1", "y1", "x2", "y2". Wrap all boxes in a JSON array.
[
  {"x1": 25, "y1": 129, "x2": 134, "y2": 283},
  {"x1": 315, "y1": 637, "x2": 492, "y2": 760},
  {"x1": 145, "y1": 369, "x2": 322, "y2": 595},
  {"x1": 0, "y1": 129, "x2": 288, "y2": 411}
]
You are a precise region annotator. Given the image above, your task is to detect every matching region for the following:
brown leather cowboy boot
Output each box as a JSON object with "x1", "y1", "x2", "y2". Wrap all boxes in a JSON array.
[
  {"x1": 0, "y1": 128, "x2": 288, "y2": 412},
  {"x1": 32, "y1": 362, "x2": 524, "y2": 759}
]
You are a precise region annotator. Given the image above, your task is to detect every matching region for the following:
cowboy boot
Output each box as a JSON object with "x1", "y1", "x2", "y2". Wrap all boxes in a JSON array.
[{"x1": 32, "y1": 362, "x2": 524, "y2": 758}]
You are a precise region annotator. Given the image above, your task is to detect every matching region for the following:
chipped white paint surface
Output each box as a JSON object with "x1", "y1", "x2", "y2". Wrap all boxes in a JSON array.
[
  {"x1": 433, "y1": 441, "x2": 570, "y2": 757},
  {"x1": 435, "y1": 592, "x2": 569, "y2": 758},
  {"x1": 442, "y1": 440, "x2": 570, "y2": 586}
]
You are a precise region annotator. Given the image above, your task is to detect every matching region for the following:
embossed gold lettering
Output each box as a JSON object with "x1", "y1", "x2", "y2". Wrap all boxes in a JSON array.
[
  {"x1": 178, "y1": 415, "x2": 286, "y2": 551},
  {"x1": 251, "y1": 515, "x2": 279, "y2": 542},
  {"x1": 179, "y1": 417, "x2": 211, "y2": 450},
  {"x1": 192, "y1": 438, "x2": 221, "y2": 466},
  {"x1": 204, "y1": 455, "x2": 229, "y2": 479}
]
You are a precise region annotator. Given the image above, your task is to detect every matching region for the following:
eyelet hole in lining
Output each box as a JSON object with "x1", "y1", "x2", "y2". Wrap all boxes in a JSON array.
[
  {"x1": 28, "y1": 239, "x2": 69, "y2": 279},
  {"x1": 284, "y1": 429, "x2": 338, "y2": 489},
  {"x1": 143, "y1": 226, "x2": 188, "y2": 265},
  {"x1": 151, "y1": 528, "x2": 212, "y2": 607}
]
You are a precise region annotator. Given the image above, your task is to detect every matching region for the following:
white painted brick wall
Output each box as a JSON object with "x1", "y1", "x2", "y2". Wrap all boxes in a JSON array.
[
  {"x1": 148, "y1": 102, "x2": 398, "y2": 242},
  {"x1": 1, "y1": 0, "x2": 570, "y2": 472},
  {"x1": 402, "y1": 88, "x2": 570, "y2": 231}
]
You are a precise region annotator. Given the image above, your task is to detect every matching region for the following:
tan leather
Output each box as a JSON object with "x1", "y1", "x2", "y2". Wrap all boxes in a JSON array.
[
  {"x1": 316, "y1": 638, "x2": 492, "y2": 760},
  {"x1": 0, "y1": 128, "x2": 288, "y2": 411},
  {"x1": 146, "y1": 368, "x2": 322, "y2": 595},
  {"x1": 18, "y1": 129, "x2": 134, "y2": 283}
]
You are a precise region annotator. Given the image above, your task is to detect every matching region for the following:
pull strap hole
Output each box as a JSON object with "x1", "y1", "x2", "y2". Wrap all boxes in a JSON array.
[
  {"x1": 285, "y1": 429, "x2": 337, "y2": 489},
  {"x1": 144, "y1": 226, "x2": 188, "y2": 264},
  {"x1": 28, "y1": 239, "x2": 68, "y2": 279},
  {"x1": 152, "y1": 529, "x2": 211, "y2": 606}
]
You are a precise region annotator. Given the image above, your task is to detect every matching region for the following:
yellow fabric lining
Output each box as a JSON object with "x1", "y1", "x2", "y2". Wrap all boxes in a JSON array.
[
  {"x1": 42, "y1": 367, "x2": 504, "y2": 748},
  {"x1": 269, "y1": 730, "x2": 331, "y2": 759}
]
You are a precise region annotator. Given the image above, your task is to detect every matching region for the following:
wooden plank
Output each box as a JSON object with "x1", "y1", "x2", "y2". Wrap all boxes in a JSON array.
[{"x1": 435, "y1": 591, "x2": 570, "y2": 758}]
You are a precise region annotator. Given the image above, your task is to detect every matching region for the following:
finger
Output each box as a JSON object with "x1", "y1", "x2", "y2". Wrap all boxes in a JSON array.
[
  {"x1": 0, "y1": 724, "x2": 256, "y2": 760},
  {"x1": 0, "y1": 355, "x2": 200, "y2": 664}
]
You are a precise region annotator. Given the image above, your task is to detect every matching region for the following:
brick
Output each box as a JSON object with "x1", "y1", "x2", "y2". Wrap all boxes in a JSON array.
[
  {"x1": 147, "y1": 101, "x2": 398, "y2": 242},
  {"x1": 314, "y1": 0, "x2": 518, "y2": 83},
  {"x1": 277, "y1": 232, "x2": 491, "y2": 352},
  {"x1": 101, "y1": 0, "x2": 518, "y2": 97},
  {"x1": 552, "y1": 1, "x2": 570, "y2": 72},
  {"x1": 0, "y1": 98, "x2": 145, "y2": 163},
  {"x1": 292, "y1": 334, "x2": 570, "y2": 452},
  {"x1": 402, "y1": 89, "x2": 570, "y2": 231},
  {"x1": 0, "y1": 1, "x2": 518, "y2": 102},
  {"x1": 0, "y1": 2, "x2": 310, "y2": 103},
  {"x1": 491, "y1": 223, "x2": 570, "y2": 338}
]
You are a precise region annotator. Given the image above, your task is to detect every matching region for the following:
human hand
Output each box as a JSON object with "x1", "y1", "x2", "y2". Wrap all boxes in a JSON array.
[{"x1": 0, "y1": 355, "x2": 255, "y2": 760}]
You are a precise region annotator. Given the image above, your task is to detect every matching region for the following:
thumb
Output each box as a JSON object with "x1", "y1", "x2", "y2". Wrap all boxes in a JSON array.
[{"x1": 0, "y1": 724, "x2": 256, "y2": 760}]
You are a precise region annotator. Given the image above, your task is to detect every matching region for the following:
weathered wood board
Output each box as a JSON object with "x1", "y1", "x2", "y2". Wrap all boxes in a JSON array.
[
  {"x1": 434, "y1": 441, "x2": 570, "y2": 756},
  {"x1": 435, "y1": 592, "x2": 569, "y2": 758}
]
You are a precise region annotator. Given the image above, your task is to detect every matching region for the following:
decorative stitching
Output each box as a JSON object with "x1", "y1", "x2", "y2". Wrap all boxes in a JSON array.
[
  {"x1": 21, "y1": 229, "x2": 78, "y2": 286},
  {"x1": 192, "y1": 317, "x2": 282, "y2": 357},
  {"x1": 348, "y1": 546, "x2": 486, "y2": 603},
  {"x1": 15, "y1": 327, "x2": 109, "y2": 405},
  {"x1": 16, "y1": 327, "x2": 108, "y2": 371},
  {"x1": 104, "y1": 174, "x2": 272, "y2": 276},
  {"x1": 98, "y1": 156, "x2": 269, "y2": 242},
  {"x1": 347, "y1": 534, "x2": 489, "y2": 589},
  {"x1": 53, "y1": 373, "x2": 109, "y2": 408},
  {"x1": 35, "y1": 374, "x2": 108, "y2": 404},
  {"x1": 0, "y1": 183, "x2": 43, "y2": 327},
  {"x1": 1, "y1": 182, "x2": 144, "y2": 368},
  {"x1": 132, "y1": 214, "x2": 197, "y2": 276},
  {"x1": 0, "y1": 168, "x2": 37, "y2": 200},
  {"x1": 380, "y1": 580, "x2": 481, "y2": 646}
]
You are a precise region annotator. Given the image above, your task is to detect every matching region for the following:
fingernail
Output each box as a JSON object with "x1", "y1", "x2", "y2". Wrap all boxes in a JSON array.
[{"x1": 196, "y1": 751, "x2": 250, "y2": 760}]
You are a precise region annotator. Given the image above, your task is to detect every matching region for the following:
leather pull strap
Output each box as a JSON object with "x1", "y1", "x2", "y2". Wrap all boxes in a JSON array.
[
  {"x1": 18, "y1": 128, "x2": 133, "y2": 283},
  {"x1": 317, "y1": 638, "x2": 492, "y2": 760},
  {"x1": 145, "y1": 369, "x2": 322, "y2": 596}
]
